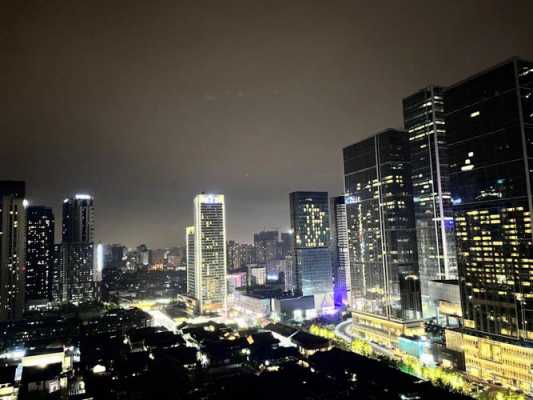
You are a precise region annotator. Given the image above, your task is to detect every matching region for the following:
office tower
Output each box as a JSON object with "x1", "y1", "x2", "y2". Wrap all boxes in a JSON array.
[
  {"x1": 253, "y1": 230, "x2": 279, "y2": 264},
  {"x1": 403, "y1": 86, "x2": 458, "y2": 316},
  {"x1": 289, "y1": 191, "x2": 333, "y2": 310},
  {"x1": 62, "y1": 194, "x2": 96, "y2": 304},
  {"x1": 25, "y1": 206, "x2": 54, "y2": 308},
  {"x1": 192, "y1": 194, "x2": 227, "y2": 314},
  {"x1": 330, "y1": 196, "x2": 351, "y2": 307},
  {"x1": 186, "y1": 226, "x2": 195, "y2": 297},
  {"x1": 443, "y1": 58, "x2": 533, "y2": 394},
  {"x1": 343, "y1": 129, "x2": 422, "y2": 321},
  {"x1": 0, "y1": 181, "x2": 27, "y2": 321}
]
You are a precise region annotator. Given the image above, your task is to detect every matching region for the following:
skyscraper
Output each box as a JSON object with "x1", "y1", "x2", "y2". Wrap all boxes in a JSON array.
[
  {"x1": 289, "y1": 191, "x2": 333, "y2": 310},
  {"x1": 61, "y1": 194, "x2": 96, "y2": 304},
  {"x1": 403, "y1": 86, "x2": 458, "y2": 316},
  {"x1": 330, "y1": 196, "x2": 351, "y2": 307},
  {"x1": 443, "y1": 57, "x2": 533, "y2": 394},
  {"x1": 25, "y1": 206, "x2": 54, "y2": 308},
  {"x1": 192, "y1": 194, "x2": 227, "y2": 314},
  {"x1": 186, "y1": 225, "x2": 195, "y2": 297},
  {"x1": 446, "y1": 58, "x2": 533, "y2": 339},
  {"x1": 0, "y1": 181, "x2": 27, "y2": 321},
  {"x1": 343, "y1": 129, "x2": 422, "y2": 321}
]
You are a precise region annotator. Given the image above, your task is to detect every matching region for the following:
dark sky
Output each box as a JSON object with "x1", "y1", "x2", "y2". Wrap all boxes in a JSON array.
[{"x1": 3, "y1": 0, "x2": 533, "y2": 247}]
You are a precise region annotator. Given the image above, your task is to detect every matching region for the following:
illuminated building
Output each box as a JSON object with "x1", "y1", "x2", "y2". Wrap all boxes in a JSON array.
[
  {"x1": 289, "y1": 191, "x2": 333, "y2": 310},
  {"x1": 280, "y1": 255, "x2": 295, "y2": 292},
  {"x1": 427, "y1": 279, "x2": 461, "y2": 326},
  {"x1": 446, "y1": 58, "x2": 533, "y2": 340},
  {"x1": 443, "y1": 58, "x2": 533, "y2": 395},
  {"x1": 403, "y1": 86, "x2": 458, "y2": 317},
  {"x1": 248, "y1": 264, "x2": 266, "y2": 286},
  {"x1": 186, "y1": 226, "x2": 195, "y2": 297},
  {"x1": 254, "y1": 230, "x2": 279, "y2": 264},
  {"x1": 446, "y1": 329, "x2": 533, "y2": 394},
  {"x1": 330, "y1": 196, "x2": 351, "y2": 306},
  {"x1": 351, "y1": 312, "x2": 425, "y2": 349},
  {"x1": 192, "y1": 194, "x2": 227, "y2": 314},
  {"x1": 0, "y1": 181, "x2": 27, "y2": 321},
  {"x1": 343, "y1": 130, "x2": 422, "y2": 321},
  {"x1": 61, "y1": 194, "x2": 96, "y2": 304},
  {"x1": 25, "y1": 206, "x2": 54, "y2": 309}
]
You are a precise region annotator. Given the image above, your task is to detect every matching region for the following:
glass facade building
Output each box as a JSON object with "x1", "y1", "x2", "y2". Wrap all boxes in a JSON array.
[
  {"x1": 343, "y1": 129, "x2": 422, "y2": 320},
  {"x1": 289, "y1": 192, "x2": 333, "y2": 301},
  {"x1": 330, "y1": 196, "x2": 351, "y2": 306},
  {"x1": 25, "y1": 206, "x2": 55, "y2": 306},
  {"x1": 445, "y1": 58, "x2": 533, "y2": 340},
  {"x1": 0, "y1": 181, "x2": 26, "y2": 321},
  {"x1": 193, "y1": 194, "x2": 227, "y2": 314},
  {"x1": 403, "y1": 86, "x2": 458, "y2": 317}
]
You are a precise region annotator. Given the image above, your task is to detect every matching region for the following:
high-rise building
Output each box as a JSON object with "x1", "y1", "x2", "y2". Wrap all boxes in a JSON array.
[
  {"x1": 330, "y1": 196, "x2": 351, "y2": 307},
  {"x1": 279, "y1": 232, "x2": 293, "y2": 258},
  {"x1": 343, "y1": 129, "x2": 422, "y2": 321},
  {"x1": 446, "y1": 58, "x2": 533, "y2": 339},
  {"x1": 61, "y1": 194, "x2": 96, "y2": 304},
  {"x1": 25, "y1": 206, "x2": 54, "y2": 308},
  {"x1": 403, "y1": 86, "x2": 458, "y2": 316},
  {"x1": 443, "y1": 58, "x2": 533, "y2": 394},
  {"x1": 0, "y1": 181, "x2": 27, "y2": 321},
  {"x1": 253, "y1": 230, "x2": 279, "y2": 264},
  {"x1": 191, "y1": 194, "x2": 227, "y2": 314},
  {"x1": 289, "y1": 191, "x2": 333, "y2": 310},
  {"x1": 186, "y1": 226, "x2": 195, "y2": 297}
]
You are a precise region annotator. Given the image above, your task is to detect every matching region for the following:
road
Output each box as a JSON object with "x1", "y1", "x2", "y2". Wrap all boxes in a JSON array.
[
  {"x1": 147, "y1": 309, "x2": 178, "y2": 332},
  {"x1": 335, "y1": 318, "x2": 395, "y2": 358}
]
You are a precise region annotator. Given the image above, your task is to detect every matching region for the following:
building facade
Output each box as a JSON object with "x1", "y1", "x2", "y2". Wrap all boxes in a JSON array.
[
  {"x1": 442, "y1": 58, "x2": 533, "y2": 396},
  {"x1": 343, "y1": 129, "x2": 422, "y2": 321},
  {"x1": 446, "y1": 58, "x2": 533, "y2": 341},
  {"x1": 61, "y1": 194, "x2": 96, "y2": 304},
  {"x1": 186, "y1": 226, "x2": 195, "y2": 298},
  {"x1": 403, "y1": 86, "x2": 458, "y2": 316},
  {"x1": 330, "y1": 196, "x2": 351, "y2": 307},
  {"x1": 289, "y1": 191, "x2": 333, "y2": 310},
  {"x1": 192, "y1": 194, "x2": 227, "y2": 314},
  {"x1": 25, "y1": 206, "x2": 54, "y2": 308},
  {"x1": 253, "y1": 230, "x2": 279, "y2": 265},
  {"x1": 0, "y1": 181, "x2": 27, "y2": 321}
]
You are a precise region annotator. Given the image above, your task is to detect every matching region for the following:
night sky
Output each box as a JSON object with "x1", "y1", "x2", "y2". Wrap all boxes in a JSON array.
[{"x1": 3, "y1": 0, "x2": 533, "y2": 247}]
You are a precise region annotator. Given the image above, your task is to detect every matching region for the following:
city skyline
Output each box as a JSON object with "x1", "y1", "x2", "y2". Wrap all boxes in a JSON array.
[
  {"x1": 3, "y1": 1, "x2": 533, "y2": 247},
  {"x1": 1, "y1": 2, "x2": 533, "y2": 394}
]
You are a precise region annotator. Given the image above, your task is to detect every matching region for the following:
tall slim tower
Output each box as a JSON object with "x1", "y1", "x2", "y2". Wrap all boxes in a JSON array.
[
  {"x1": 193, "y1": 194, "x2": 227, "y2": 314},
  {"x1": 330, "y1": 196, "x2": 351, "y2": 307},
  {"x1": 25, "y1": 206, "x2": 54, "y2": 308},
  {"x1": 289, "y1": 191, "x2": 333, "y2": 311},
  {"x1": 0, "y1": 181, "x2": 27, "y2": 321},
  {"x1": 61, "y1": 194, "x2": 96, "y2": 304},
  {"x1": 186, "y1": 226, "x2": 195, "y2": 297},
  {"x1": 403, "y1": 86, "x2": 458, "y2": 316},
  {"x1": 343, "y1": 129, "x2": 422, "y2": 321}
]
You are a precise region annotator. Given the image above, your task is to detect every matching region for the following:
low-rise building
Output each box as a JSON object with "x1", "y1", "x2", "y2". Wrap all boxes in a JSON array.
[{"x1": 445, "y1": 328, "x2": 533, "y2": 395}]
